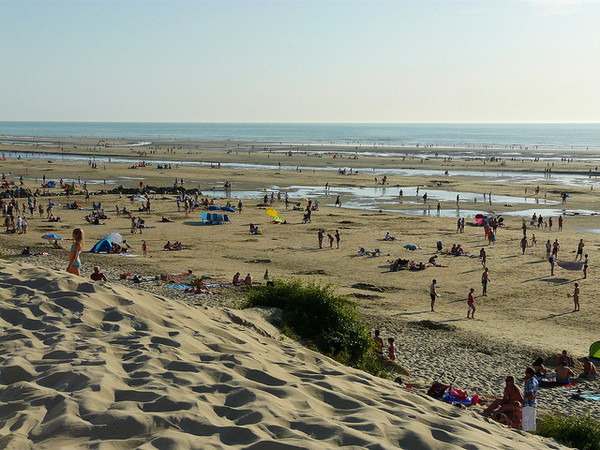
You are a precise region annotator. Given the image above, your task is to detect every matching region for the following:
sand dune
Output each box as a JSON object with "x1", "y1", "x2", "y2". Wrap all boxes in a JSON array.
[{"x1": 0, "y1": 261, "x2": 565, "y2": 449}]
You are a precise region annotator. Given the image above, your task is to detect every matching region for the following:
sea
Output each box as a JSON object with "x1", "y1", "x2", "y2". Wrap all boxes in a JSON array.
[{"x1": 1, "y1": 122, "x2": 600, "y2": 151}]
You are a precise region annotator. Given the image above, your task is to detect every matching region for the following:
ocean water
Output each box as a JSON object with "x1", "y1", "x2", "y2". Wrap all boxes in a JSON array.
[{"x1": 1, "y1": 122, "x2": 600, "y2": 150}]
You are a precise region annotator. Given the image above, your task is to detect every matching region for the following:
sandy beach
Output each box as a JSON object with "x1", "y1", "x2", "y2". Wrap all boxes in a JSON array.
[{"x1": 1, "y1": 138, "x2": 600, "y2": 446}]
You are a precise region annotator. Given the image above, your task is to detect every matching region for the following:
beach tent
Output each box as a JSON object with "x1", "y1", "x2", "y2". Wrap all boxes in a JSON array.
[
  {"x1": 90, "y1": 238, "x2": 112, "y2": 253},
  {"x1": 590, "y1": 341, "x2": 600, "y2": 358},
  {"x1": 265, "y1": 208, "x2": 283, "y2": 223},
  {"x1": 200, "y1": 212, "x2": 229, "y2": 224}
]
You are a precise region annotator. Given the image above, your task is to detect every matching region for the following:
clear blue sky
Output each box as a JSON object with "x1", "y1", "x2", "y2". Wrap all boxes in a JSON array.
[{"x1": 1, "y1": 0, "x2": 599, "y2": 123}]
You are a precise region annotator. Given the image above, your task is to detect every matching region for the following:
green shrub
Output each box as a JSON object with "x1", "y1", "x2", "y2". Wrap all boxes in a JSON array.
[
  {"x1": 243, "y1": 278, "x2": 373, "y2": 367},
  {"x1": 536, "y1": 413, "x2": 600, "y2": 450}
]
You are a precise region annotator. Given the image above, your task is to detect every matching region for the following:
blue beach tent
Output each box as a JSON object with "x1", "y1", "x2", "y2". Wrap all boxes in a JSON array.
[{"x1": 90, "y1": 238, "x2": 112, "y2": 253}]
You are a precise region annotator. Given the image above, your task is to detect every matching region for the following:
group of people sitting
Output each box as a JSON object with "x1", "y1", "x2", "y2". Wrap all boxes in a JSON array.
[
  {"x1": 484, "y1": 350, "x2": 597, "y2": 431},
  {"x1": 48, "y1": 213, "x2": 61, "y2": 222},
  {"x1": 449, "y1": 244, "x2": 467, "y2": 255},
  {"x1": 163, "y1": 241, "x2": 184, "y2": 251},
  {"x1": 86, "y1": 210, "x2": 108, "y2": 225},
  {"x1": 249, "y1": 223, "x2": 263, "y2": 235},
  {"x1": 373, "y1": 330, "x2": 397, "y2": 361},
  {"x1": 232, "y1": 272, "x2": 252, "y2": 285},
  {"x1": 110, "y1": 241, "x2": 130, "y2": 254},
  {"x1": 532, "y1": 351, "x2": 597, "y2": 383}
]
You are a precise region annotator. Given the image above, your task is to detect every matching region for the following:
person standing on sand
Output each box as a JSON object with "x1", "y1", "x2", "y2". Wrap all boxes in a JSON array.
[
  {"x1": 522, "y1": 367, "x2": 539, "y2": 432},
  {"x1": 467, "y1": 288, "x2": 476, "y2": 319},
  {"x1": 327, "y1": 233, "x2": 334, "y2": 248},
  {"x1": 552, "y1": 239, "x2": 559, "y2": 257},
  {"x1": 583, "y1": 254, "x2": 589, "y2": 278},
  {"x1": 335, "y1": 230, "x2": 340, "y2": 249},
  {"x1": 576, "y1": 239, "x2": 584, "y2": 260},
  {"x1": 481, "y1": 268, "x2": 489, "y2": 296},
  {"x1": 142, "y1": 240, "x2": 147, "y2": 257},
  {"x1": 373, "y1": 330, "x2": 384, "y2": 356},
  {"x1": 545, "y1": 240, "x2": 551, "y2": 259},
  {"x1": 66, "y1": 228, "x2": 84, "y2": 276},
  {"x1": 429, "y1": 279, "x2": 439, "y2": 312},
  {"x1": 520, "y1": 236, "x2": 528, "y2": 255},
  {"x1": 549, "y1": 253, "x2": 555, "y2": 276},
  {"x1": 480, "y1": 248, "x2": 487, "y2": 267},
  {"x1": 387, "y1": 337, "x2": 396, "y2": 361},
  {"x1": 573, "y1": 283, "x2": 580, "y2": 311},
  {"x1": 335, "y1": 195, "x2": 341, "y2": 207},
  {"x1": 558, "y1": 215, "x2": 563, "y2": 231},
  {"x1": 318, "y1": 229, "x2": 324, "y2": 249}
]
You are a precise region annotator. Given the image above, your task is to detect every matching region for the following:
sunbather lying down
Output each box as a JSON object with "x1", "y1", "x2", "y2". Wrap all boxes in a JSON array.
[{"x1": 359, "y1": 247, "x2": 382, "y2": 257}]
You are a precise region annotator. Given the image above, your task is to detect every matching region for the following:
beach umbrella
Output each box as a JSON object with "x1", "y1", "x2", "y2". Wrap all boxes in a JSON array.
[
  {"x1": 42, "y1": 234, "x2": 62, "y2": 240},
  {"x1": 103, "y1": 232, "x2": 123, "y2": 243},
  {"x1": 132, "y1": 195, "x2": 148, "y2": 202},
  {"x1": 207, "y1": 205, "x2": 221, "y2": 211},
  {"x1": 265, "y1": 208, "x2": 278, "y2": 218},
  {"x1": 222, "y1": 206, "x2": 235, "y2": 212}
]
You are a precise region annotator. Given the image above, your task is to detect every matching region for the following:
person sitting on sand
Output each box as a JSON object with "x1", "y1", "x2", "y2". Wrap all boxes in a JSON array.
[
  {"x1": 160, "y1": 216, "x2": 173, "y2": 222},
  {"x1": 428, "y1": 255, "x2": 440, "y2": 267},
  {"x1": 232, "y1": 272, "x2": 241, "y2": 284},
  {"x1": 483, "y1": 375, "x2": 524, "y2": 416},
  {"x1": 164, "y1": 241, "x2": 173, "y2": 250},
  {"x1": 387, "y1": 337, "x2": 396, "y2": 361},
  {"x1": 374, "y1": 330, "x2": 384, "y2": 356},
  {"x1": 555, "y1": 362, "x2": 575, "y2": 384},
  {"x1": 21, "y1": 246, "x2": 30, "y2": 256},
  {"x1": 450, "y1": 244, "x2": 457, "y2": 253},
  {"x1": 90, "y1": 266, "x2": 107, "y2": 282},
  {"x1": 558, "y1": 349, "x2": 574, "y2": 367},
  {"x1": 384, "y1": 232, "x2": 396, "y2": 241},
  {"x1": 581, "y1": 357, "x2": 597, "y2": 379},
  {"x1": 249, "y1": 223, "x2": 256, "y2": 234},
  {"x1": 244, "y1": 273, "x2": 252, "y2": 285},
  {"x1": 492, "y1": 401, "x2": 522, "y2": 429},
  {"x1": 532, "y1": 357, "x2": 547, "y2": 377}
]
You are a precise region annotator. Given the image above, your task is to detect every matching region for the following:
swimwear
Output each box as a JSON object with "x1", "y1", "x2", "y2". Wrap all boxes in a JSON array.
[{"x1": 70, "y1": 244, "x2": 82, "y2": 267}]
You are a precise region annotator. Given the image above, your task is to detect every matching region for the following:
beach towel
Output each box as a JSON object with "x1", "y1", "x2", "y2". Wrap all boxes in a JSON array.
[
  {"x1": 404, "y1": 244, "x2": 422, "y2": 251},
  {"x1": 556, "y1": 260, "x2": 584, "y2": 271}
]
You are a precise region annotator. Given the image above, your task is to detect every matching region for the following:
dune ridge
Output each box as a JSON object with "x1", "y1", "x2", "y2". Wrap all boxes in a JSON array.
[{"x1": 0, "y1": 261, "x2": 563, "y2": 449}]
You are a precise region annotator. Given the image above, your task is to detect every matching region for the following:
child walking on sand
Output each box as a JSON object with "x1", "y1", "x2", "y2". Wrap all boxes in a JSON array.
[{"x1": 467, "y1": 288, "x2": 476, "y2": 319}]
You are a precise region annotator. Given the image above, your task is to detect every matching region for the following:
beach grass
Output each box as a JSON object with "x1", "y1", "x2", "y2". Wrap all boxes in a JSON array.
[
  {"x1": 243, "y1": 278, "x2": 404, "y2": 378},
  {"x1": 536, "y1": 413, "x2": 600, "y2": 450}
]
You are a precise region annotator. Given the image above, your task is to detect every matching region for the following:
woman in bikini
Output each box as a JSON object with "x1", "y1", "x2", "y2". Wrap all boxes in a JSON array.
[{"x1": 67, "y1": 228, "x2": 84, "y2": 276}]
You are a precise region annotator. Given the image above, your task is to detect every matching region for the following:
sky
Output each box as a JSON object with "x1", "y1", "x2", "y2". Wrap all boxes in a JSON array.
[{"x1": 1, "y1": 0, "x2": 599, "y2": 123}]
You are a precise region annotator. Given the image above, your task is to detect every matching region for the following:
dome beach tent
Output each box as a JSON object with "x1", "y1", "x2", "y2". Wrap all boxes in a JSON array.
[{"x1": 90, "y1": 238, "x2": 112, "y2": 253}]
